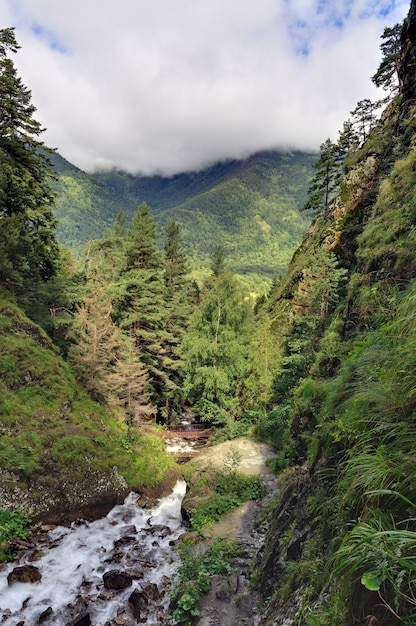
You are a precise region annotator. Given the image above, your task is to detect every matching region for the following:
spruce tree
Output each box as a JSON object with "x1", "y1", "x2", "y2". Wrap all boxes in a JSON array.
[
  {"x1": 0, "y1": 27, "x2": 58, "y2": 304},
  {"x1": 163, "y1": 219, "x2": 194, "y2": 419},
  {"x1": 115, "y1": 203, "x2": 174, "y2": 415},
  {"x1": 68, "y1": 285, "x2": 120, "y2": 403},
  {"x1": 183, "y1": 270, "x2": 253, "y2": 422},
  {"x1": 211, "y1": 245, "x2": 226, "y2": 277},
  {"x1": 110, "y1": 331, "x2": 156, "y2": 434},
  {"x1": 164, "y1": 219, "x2": 189, "y2": 296}
]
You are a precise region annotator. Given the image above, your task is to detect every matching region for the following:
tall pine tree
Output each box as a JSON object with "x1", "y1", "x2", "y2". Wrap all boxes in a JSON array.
[
  {"x1": 0, "y1": 27, "x2": 58, "y2": 305},
  {"x1": 114, "y1": 203, "x2": 175, "y2": 416}
]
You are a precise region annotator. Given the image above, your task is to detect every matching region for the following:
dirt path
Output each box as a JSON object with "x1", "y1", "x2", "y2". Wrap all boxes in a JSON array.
[{"x1": 188, "y1": 438, "x2": 278, "y2": 626}]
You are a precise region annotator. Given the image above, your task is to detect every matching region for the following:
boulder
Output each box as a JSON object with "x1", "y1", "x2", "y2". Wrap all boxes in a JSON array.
[
  {"x1": 128, "y1": 588, "x2": 148, "y2": 620},
  {"x1": 103, "y1": 569, "x2": 133, "y2": 590},
  {"x1": 7, "y1": 564, "x2": 41, "y2": 585}
]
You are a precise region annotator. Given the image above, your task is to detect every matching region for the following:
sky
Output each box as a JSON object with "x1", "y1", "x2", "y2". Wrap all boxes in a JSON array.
[{"x1": 1, "y1": 0, "x2": 410, "y2": 176}]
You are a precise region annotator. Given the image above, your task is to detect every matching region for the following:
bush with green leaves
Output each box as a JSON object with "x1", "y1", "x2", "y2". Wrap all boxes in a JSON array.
[
  {"x1": 0, "y1": 510, "x2": 31, "y2": 561},
  {"x1": 189, "y1": 448, "x2": 265, "y2": 532},
  {"x1": 170, "y1": 536, "x2": 239, "y2": 624}
]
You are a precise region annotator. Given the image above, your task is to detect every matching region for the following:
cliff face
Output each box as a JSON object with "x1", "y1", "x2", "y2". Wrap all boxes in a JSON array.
[
  {"x1": 256, "y1": 3, "x2": 416, "y2": 624},
  {"x1": 401, "y1": 0, "x2": 416, "y2": 102}
]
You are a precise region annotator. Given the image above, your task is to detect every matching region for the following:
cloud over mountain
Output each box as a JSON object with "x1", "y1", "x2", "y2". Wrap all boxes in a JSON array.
[{"x1": 0, "y1": 0, "x2": 409, "y2": 174}]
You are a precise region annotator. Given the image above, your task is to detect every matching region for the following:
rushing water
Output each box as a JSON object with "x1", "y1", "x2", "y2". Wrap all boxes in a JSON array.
[{"x1": 0, "y1": 480, "x2": 187, "y2": 625}]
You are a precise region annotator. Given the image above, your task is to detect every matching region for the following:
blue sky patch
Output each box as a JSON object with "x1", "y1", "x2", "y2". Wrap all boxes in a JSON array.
[
  {"x1": 285, "y1": 0, "x2": 404, "y2": 57},
  {"x1": 30, "y1": 22, "x2": 69, "y2": 55}
]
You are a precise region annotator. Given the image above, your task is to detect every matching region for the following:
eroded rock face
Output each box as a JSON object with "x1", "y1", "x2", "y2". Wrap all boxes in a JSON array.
[
  {"x1": 7, "y1": 564, "x2": 42, "y2": 585},
  {"x1": 0, "y1": 466, "x2": 130, "y2": 525},
  {"x1": 400, "y1": 0, "x2": 416, "y2": 102}
]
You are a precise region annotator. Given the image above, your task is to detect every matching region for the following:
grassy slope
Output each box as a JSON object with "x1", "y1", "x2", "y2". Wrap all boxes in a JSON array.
[
  {"x1": 0, "y1": 289, "x2": 176, "y2": 512},
  {"x1": 256, "y1": 94, "x2": 416, "y2": 624}
]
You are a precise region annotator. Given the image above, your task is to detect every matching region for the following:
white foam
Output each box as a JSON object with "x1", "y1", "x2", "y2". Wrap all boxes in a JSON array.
[{"x1": 0, "y1": 479, "x2": 187, "y2": 624}]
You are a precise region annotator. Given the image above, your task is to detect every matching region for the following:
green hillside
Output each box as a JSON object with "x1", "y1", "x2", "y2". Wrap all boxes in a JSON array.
[
  {"x1": 6, "y1": 11, "x2": 416, "y2": 623},
  {"x1": 52, "y1": 151, "x2": 315, "y2": 293},
  {"x1": 49, "y1": 152, "x2": 137, "y2": 250},
  {"x1": 0, "y1": 287, "x2": 177, "y2": 523}
]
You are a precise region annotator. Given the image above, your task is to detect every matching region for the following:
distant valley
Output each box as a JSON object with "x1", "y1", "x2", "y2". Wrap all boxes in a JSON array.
[{"x1": 51, "y1": 150, "x2": 316, "y2": 293}]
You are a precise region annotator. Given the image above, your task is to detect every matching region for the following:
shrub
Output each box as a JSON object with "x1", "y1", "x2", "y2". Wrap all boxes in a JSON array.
[{"x1": 0, "y1": 510, "x2": 31, "y2": 561}]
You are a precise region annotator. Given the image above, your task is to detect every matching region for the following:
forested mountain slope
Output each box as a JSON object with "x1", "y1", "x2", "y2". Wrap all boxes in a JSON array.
[
  {"x1": 255, "y1": 4, "x2": 416, "y2": 624},
  {"x1": 52, "y1": 150, "x2": 315, "y2": 292}
]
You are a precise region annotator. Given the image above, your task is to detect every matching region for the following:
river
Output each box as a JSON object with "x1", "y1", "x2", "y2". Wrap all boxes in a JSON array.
[{"x1": 0, "y1": 479, "x2": 187, "y2": 625}]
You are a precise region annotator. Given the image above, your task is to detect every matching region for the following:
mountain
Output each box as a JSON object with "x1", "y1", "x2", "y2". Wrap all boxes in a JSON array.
[
  {"x1": 48, "y1": 152, "x2": 137, "y2": 250},
  {"x1": 51, "y1": 150, "x2": 316, "y2": 293}
]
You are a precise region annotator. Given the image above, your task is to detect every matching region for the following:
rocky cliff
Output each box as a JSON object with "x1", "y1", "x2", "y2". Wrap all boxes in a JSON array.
[{"x1": 255, "y1": 2, "x2": 416, "y2": 624}]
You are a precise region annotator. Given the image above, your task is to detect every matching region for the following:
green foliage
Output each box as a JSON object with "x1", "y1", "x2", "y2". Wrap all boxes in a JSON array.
[
  {"x1": 189, "y1": 450, "x2": 265, "y2": 532},
  {"x1": 0, "y1": 28, "x2": 59, "y2": 311},
  {"x1": 302, "y1": 139, "x2": 342, "y2": 216},
  {"x1": 350, "y1": 98, "x2": 383, "y2": 145},
  {"x1": 53, "y1": 151, "x2": 314, "y2": 294},
  {"x1": 357, "y1": 146, "x2": 416, "y2": 278},
  {"x1": 0, "y1": 510, "x2": 31, "y2": 561},
  {"x1": 0, "y1": 294, "x2": 176, "y2": 487},
  {"x1": 170, "y1": 536, "x2": 239, "y2": 624},
  {"x1": 334, "y1": 513, "x2": 416, "y2": 622},
  {"x1": 372, "y1": 24, "x2": 402, "y2": 96},
  {"x1": 183, "y1": 269, "x2": 254, "y2": 421}
]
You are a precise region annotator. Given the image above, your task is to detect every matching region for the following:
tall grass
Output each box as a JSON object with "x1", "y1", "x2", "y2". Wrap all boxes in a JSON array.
[{"x1": 326, "y1": 281, "x2": 416, "y2": 622}]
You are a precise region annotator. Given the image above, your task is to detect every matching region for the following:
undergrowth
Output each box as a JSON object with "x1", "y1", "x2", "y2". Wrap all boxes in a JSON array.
[
  {"x1": 169, "y1": 536, "x2": 239, "y2": 624},
  {"x1": 0, "y1": 510, "x2": 31, "y2": 561},
  {"x1": 189, "y1": 447, "x2": 265, "y2": 532}
]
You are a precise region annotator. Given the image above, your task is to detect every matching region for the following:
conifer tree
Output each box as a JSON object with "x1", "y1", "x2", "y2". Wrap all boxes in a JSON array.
[
  {"x1": 68, "y1": 284, "x2": 120, "y2": 402},
  {"x1": 164, "y1": 219, "x2": 189, "y2": 296},
  {"x1": 110, "y1": 331, "x2": 156, "y2": 434},
  {"x1": 298, "y1": 249, "x2": 348, "y2": 331},
  {"x1": 0, "y1": 27, "x2": 58, "y2": 303},
  {"x1": 183, "y1": 270, "x2": 253, "y2": 422},
  {"x1": 350, "y1": 98, "x2": 381, "y2": 145},
  {"x1": 211, "y1": 244, "x2": 226, "y2": 277},
  {"x1": 372, "y1": 23, "x2": 402, "y2": 96},
  {"x1": 302, "y1": 139, "x2": 340, "y2": 216},
  {"x1": 163, "y1": 219, "x2": 194, "y2": 419},
  {"x1": 337, "y1": 119, "x2": 359, "y2": 161},
  {"x1": 115, "y1": 203, "x2": 174, "y2": 414}
]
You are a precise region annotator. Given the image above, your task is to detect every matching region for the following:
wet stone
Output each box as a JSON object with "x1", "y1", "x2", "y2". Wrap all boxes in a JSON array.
[
  {"x1": 143, "y1": 582, "x2": 159, "y2": 601},
  {"x1": 103, "y1": 569, "x2": 133, "y2": 590},
  {"x1": 68, "y1": 612, "x2": 91, "y2": 626},
  {"x1": 7, "y1": 564, "x2": 42, "y2": 585},
  {"x1": 113, "y1": 534, "x2": 137, "y2": 549},
  {"x1": 38, "y1": 606, "x2": 53, "y2": 622},
  {"x1": 128, "y1": 588, "x2": 148, "y2": 619},
  {"x1": 143, "y1": 524, "x2": 171, "y2": 538}
]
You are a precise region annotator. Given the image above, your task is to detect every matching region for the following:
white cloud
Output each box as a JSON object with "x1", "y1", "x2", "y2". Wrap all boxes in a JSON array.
[{"x1": 2, "y1": 0, "x2": 410, "y2": 174}]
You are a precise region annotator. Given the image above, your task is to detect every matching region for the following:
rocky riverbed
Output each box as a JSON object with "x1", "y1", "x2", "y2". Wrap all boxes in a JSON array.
[{"x1": 0, "y1": 437, "x2": 278, "y2": 626}]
